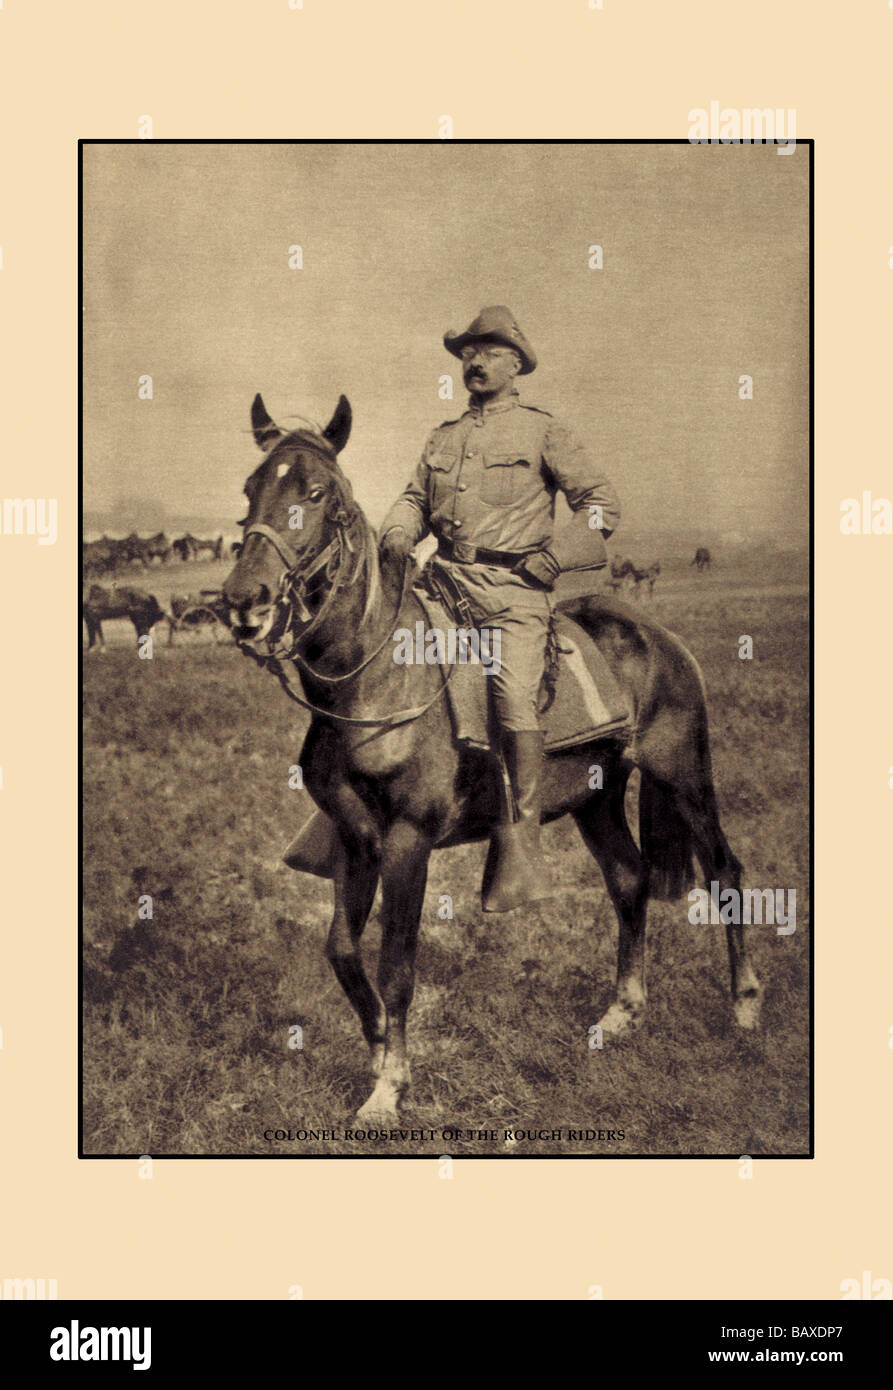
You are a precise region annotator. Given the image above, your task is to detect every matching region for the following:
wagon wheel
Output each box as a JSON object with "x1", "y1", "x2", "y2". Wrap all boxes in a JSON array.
[{"x1": 176, "y1": 604, "x2": 233, "y2": 643}]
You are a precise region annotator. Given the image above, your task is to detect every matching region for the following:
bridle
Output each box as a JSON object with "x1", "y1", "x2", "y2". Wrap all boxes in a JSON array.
[
  {"x1": 242, "y1": 518, "x2": 347, "y2": 650},
  {"x1": 238, "y1": 462, "x2": 453, "y2": 728}
]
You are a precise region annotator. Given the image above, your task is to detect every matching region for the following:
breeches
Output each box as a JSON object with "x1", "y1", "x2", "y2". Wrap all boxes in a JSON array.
[{"x1": 433, "y1": 559, "x2": 552, "y2": 733}]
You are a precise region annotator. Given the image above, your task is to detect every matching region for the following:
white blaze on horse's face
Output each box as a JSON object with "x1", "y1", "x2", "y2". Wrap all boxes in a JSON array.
[
  {"x1": 222, "y1": 393, "x2": 353, "y2": 644},
  {"x1": 227, "y1": 443, "x2": 333, "y2": 640}
]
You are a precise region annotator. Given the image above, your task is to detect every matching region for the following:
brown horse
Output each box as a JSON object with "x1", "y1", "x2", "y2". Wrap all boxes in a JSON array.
[
  {"x1": 630, "y1": 560, "x2": 661, "y2": 599},
  {"x1": 82, "y1": 584, "x2": 167, "y2": 650},
  {"x1": 128, "y1": 531, "x2": 172, "y2": 566},
  {"x1": 223, "y1": 394, "x2": 761, "y2": 1122},
  {"x1": 174, "y1": 533, "x2": 224, "y2": 562}
]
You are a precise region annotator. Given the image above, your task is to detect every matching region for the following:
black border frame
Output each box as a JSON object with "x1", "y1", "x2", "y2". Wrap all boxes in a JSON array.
[{"x1": 78, "y1": 141, "x2": 812, "y2": 1162}]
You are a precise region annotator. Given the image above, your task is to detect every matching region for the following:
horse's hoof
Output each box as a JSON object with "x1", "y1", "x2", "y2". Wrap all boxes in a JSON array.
[
  {"x1": 596, "y1": 1001, "x2": 643, "y2": 1037},
  {"x1": 354, "y1": 1078, "x2": 405, "y2": 1126},
  {"x1": 734, "y1": 992, "x2": 762, "y2": 1031},
  {"x1": 354, "y1": 1102, "x2": 399, "y2": 1127}
]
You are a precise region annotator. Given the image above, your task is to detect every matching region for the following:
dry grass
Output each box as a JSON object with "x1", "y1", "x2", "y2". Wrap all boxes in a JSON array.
[{"x1": 83, "y1": 553, "x2": 810, "y2": 1156}]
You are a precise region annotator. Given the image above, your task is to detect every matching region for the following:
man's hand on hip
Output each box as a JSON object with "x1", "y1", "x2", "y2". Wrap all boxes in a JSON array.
[{"x1": 516, "y1": 548, "x2": 561, "y2": 590}]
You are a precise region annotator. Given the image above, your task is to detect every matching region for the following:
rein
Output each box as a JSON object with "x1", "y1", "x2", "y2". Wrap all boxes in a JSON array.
[{"x1": 242, "y1": 514, "x2": 455, "y2": 728}]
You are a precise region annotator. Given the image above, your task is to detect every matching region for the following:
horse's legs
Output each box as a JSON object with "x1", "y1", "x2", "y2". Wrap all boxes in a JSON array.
[
  {"x1": 673, "y1": 786, "x2": 763, "y2": 1029},
  {"x1": 355, "y1": 819, "x2": 430, "y2": 1121},
  {"x1": 325, "y1": 837, "x2": 384, "y2": 1070},
  {"x1": 573, "y1": 774, "x2": 650, "y2": 1036}
]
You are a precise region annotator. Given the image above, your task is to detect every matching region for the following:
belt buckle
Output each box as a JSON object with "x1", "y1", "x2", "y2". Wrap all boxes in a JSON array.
[{"x1": 451, "y1": 538, "x2": 477, "y2": 565}]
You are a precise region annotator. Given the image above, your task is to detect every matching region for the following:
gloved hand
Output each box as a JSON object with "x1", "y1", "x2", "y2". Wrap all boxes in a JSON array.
[
  {"x1": 516, "y1": 548, "x2": 561, "y2": 590},
  {"x1": 379, "y1": 526, "x2": 413, "y2": 563}
]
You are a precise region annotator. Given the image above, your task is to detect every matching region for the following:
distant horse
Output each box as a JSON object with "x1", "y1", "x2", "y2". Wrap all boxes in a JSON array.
[
  {"x1": 222, "y1": 393, "x2": 761, "y2": 1122},
  {"x1": 604, "y1": 556, "x2": 635, "y2": 594},
  {"x1": 119, "y1": 533, "x2": 147, "y2": 567},
  {"x1": 174, "y1": 533, "x2": 223, "y2": 562},
  {"x1": 194, "y1": 534, "x2": 223, "y2": 561},
  {"x1": 82, "y1": 584, "x2": 167, "y2": 650},
  {"x1": 83, "y1": 537, "x2": 121, "y2": 577},
  {"x1": 124, "y1": 532, "x2": 171, "y2": 566},
  {"x1": 630, "y1": 560, "x2": 661, "y2": 599},
  {"x1": 691, "y1": 547, "x2": 711, "y2": 572}
]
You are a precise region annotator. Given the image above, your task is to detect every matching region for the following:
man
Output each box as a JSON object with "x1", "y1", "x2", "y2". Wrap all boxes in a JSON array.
[{"x1": 379, "y1": 306, "x2": 620, "y2": 912}]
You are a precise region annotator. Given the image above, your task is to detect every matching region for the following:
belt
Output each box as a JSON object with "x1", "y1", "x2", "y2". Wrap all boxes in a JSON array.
[{"x1": 436, "y1": 539, "x2": 530, "y2": 568}]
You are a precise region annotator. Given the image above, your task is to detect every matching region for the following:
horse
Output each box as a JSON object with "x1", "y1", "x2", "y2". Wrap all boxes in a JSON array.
[
  {"x1": 83, "y1": 537, "x2": 121, "y2": 577},
  {"x1": 82, "y1": 584, "x2": 167, "y2": 650},
  {"x1": 630, "y1": 560, "x2": 661, "y2": 599},
  {"x1": 116, "y1": 531, "x2": 171, "y2": 566},
  {"x1": 691, "y1": 547, "x2": 711, "y2": 572},
  {"x1": 174, "y1": 533, "x2": 223, "y2": 562},
  {"x1": 222, "y1": 393, "x2": 762, "y2": 1123},
  {"x1": 131, "y1": 531, "x2": 171, "y2": 565},
  {"x1": 604, "y1": 555, "x2": 635, "y2": 594},
  {"x1": 118, "y1": 532, "x2": 148, "y2": 567}
]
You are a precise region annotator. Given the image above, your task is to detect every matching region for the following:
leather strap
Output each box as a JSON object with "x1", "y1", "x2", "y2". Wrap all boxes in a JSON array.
[
  {"x1": 268, "y1": 651, "x2": 456, "y2": 728},
  {"x1": 243, "y1": 523, "x2": 339, "y2": 586},
  {"x1": 436, "y1": 539, "x2": 530, "y2": 568}
]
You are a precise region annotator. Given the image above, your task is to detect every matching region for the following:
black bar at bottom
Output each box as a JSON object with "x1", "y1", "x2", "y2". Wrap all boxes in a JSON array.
[{"x1": 0, "y1": 1298, "x2": 889, "y2": 1373}]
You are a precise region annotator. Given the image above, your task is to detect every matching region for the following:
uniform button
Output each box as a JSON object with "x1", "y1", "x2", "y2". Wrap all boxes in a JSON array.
[
  {"x1": 457, "y1": 483, "x2": 468, "y2": 491},
  {"x1": 474, "y1": 418, "x2": 484, "y2": 428},
  {"x1": 466, "y1": 449, "x2": 476, "y2": 457},
  {"x1": 454, "y1": 520, "x2": 463, "y2": 529}
]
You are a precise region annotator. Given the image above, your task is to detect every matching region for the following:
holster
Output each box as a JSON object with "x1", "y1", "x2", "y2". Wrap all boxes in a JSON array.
[{"x1": 415, "y1": 559, "x2": 475, "y2": 631}]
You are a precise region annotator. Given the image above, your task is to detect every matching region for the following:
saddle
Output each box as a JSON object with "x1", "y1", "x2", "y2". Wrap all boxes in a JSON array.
[
  {"x1": 411, "y1": 579, "x2": 630, "y2": 753},
  {"x1": 281, "y1": 574, "x2": 631, "y2": 879}
]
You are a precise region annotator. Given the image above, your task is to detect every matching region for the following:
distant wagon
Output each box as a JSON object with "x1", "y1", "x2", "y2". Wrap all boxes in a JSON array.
[{"x1": 167, "y1": 590, "x2": 232, "y2": 643}]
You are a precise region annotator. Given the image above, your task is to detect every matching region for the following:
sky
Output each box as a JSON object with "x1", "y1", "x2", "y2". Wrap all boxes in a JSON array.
[{"x1": 82, "y1": 142, "x2": 809, "y2": 546}]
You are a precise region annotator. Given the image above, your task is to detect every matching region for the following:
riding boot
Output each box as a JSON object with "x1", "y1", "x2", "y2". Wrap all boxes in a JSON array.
[{"x1": 481, "y1": 730, "x2": 548, "y2": 913}]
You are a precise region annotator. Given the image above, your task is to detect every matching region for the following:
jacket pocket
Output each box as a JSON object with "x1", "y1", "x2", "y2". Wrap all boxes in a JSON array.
[
  {"x1": 425, "y1": 450, "x2": 458, "y2": 510},
  {"x1": 481, "y1": 452, "x2": 532, "y2": 506},
  {"x1": 426, "y1": 449, "x2": 458, "y2": 474}
]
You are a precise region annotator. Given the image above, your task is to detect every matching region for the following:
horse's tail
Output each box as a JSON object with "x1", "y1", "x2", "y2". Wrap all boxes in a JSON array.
[{"x1": 638, "y1": 772, "x2": 696, "y2": 900}]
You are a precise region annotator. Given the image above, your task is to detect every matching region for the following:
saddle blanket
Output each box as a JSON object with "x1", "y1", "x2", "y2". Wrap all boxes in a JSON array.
[{"x1": 412, "y1": 590, "x2": 630, "y2": 752}]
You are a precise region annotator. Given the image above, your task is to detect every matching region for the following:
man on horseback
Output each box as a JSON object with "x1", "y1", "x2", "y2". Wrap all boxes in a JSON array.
[{"x1": 379, "y1": 306, "x2": 621, "y2": 911}]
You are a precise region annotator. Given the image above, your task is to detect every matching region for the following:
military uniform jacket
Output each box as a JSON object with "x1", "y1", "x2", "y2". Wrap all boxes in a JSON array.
[{"x1": 380, "y1": 393, "x2": 620, "y2": 558}]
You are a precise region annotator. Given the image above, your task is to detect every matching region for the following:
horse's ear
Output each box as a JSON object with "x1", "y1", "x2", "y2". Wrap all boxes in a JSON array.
[
  {"x1": 322, "y1": 395, "x2": 352, "y2": 454},
  {"x1": 251, "y1": 393, "x2": 283, "y2": 452}
]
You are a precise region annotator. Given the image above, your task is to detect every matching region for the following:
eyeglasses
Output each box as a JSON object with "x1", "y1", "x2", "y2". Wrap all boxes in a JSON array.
[{"x1": 459, "y1": 344, "x2": 515, "y2": 363}]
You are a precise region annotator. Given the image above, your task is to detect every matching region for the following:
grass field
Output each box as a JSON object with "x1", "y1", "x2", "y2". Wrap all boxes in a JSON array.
[{"x1": 82, "y1": 552, "x2": 810, "y2": 1157}]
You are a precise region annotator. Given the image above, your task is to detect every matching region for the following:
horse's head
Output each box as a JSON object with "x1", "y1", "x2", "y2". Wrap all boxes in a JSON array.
[{"x1": 223, "y1": 392, "x2": 355, "y2": 645}]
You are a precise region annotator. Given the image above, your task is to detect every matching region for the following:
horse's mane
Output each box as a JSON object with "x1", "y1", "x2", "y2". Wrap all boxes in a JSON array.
[
  {"x1": 326, "y1": 462, "x2": 380, "y2": 630},
  {"x1": 353, "y1": 514, "x2": 383, "y2": 629},
  {"x1": 292, "y1": 432, "x2": 383, "y2": 630}
]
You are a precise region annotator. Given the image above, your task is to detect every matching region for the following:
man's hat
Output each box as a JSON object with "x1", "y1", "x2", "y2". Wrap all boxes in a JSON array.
[{"x1": 443, "y1": 305, "x2": 537, "y2": 374}]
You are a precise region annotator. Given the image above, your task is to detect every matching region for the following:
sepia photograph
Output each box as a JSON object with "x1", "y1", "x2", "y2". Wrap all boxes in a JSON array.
[{"x1": 81, "y1": 140, "x2": 811, "y2": 1157}]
